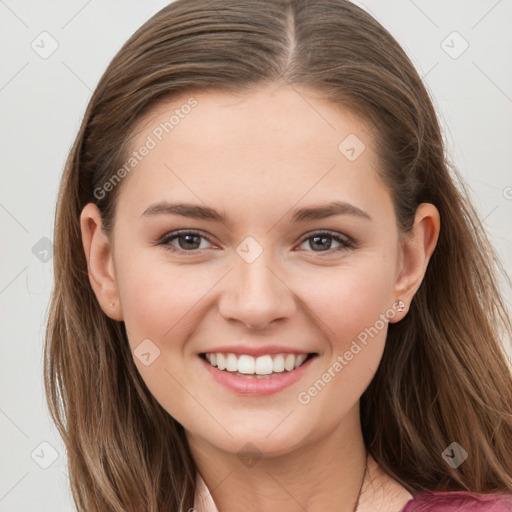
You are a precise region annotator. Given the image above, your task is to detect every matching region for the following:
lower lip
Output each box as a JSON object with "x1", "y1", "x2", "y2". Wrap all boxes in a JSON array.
[{"x1": 200, "y1": 355, "x2": 317, "y2": 396}]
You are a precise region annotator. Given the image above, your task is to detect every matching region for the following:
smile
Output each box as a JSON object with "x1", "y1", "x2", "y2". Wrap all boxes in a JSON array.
[
  {"x1": 199, "y1": 351, "x2": 318, "y2": 395},
  {"x1": 202, "y1": 352, "x2": 312, "y2": 377},
  {"x1": 204, "y1": 352, "x2": 312, "y2": 376}
]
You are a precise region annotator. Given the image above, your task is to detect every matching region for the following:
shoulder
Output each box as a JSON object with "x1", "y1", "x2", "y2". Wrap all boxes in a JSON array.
[{"x1": 400, "y1": 490, "x2": 512, "y2": 512}]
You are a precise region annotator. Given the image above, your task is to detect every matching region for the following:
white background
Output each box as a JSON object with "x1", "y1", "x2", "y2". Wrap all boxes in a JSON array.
[{"x1": 1, "y1": 1, "x2": 511, "y2": 510}]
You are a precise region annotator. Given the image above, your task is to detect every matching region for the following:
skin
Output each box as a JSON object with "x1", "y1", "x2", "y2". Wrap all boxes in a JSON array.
[{"x1": 80, "y1": 83, "x2": 440, "y2": 512}]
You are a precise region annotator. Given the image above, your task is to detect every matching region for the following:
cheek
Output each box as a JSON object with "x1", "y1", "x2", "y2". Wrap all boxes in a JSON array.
[
  {"x1": 115, "y1": 256, "x2": 218, "y2": 422},
  {"x1": 117, "y1": 253, "x2": 216, "y2": 348},
  {"x1": 292, "y1": 266, "x2": 393, "y2": 429},
  {"x1": 303, "y1": 262, "x2": 395, "y2": 348}
]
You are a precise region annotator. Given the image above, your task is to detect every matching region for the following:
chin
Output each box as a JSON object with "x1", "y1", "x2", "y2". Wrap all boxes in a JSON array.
[{"x1": 191, "y1": 419, "x2": 313, "y2": 461}]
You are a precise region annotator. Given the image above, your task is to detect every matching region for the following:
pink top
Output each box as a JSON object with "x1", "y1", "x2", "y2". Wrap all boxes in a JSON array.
[
  {"x1": 194, "y1": 473, "x2": 512, "y2": 511},
  {"x1": 400, "y1": 490, "x2": 512, "y2": 511}
]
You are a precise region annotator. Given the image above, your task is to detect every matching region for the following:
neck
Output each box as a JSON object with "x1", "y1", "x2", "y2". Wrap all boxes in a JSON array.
[{"x1": 188, "y1": 404, "x2": 372, "y2": 512}]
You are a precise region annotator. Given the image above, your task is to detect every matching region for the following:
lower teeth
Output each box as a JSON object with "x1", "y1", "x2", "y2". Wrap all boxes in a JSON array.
[{"x1": 226, "y1": 370, "x2": 285, "y2": 378}]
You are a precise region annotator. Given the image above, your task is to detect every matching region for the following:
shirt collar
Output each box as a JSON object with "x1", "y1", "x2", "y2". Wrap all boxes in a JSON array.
[{"x1": 194, "y1": 472, "x2": 220, "y2": 512}]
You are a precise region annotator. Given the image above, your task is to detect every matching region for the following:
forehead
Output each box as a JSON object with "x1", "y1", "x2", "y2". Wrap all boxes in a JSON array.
[
  {"x1": 136, "y1": 84, "x2": 370, "y2": 159},
  {"x1": 116, "y1": 85, "x2": 389, "y2": 224}
]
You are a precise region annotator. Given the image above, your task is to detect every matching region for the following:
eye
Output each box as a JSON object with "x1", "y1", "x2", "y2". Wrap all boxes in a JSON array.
[
  {"x1": 158, "y1": 230, "x2": 214, "y2": 253},
  {"x1": 297, "y1": 230, "x2": 355, "y2": 255},
  {"x1": 158, "y1": 229, "x2": 355, "y2": 256}
]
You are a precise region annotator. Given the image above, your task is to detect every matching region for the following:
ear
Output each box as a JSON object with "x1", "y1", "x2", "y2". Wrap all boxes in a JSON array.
[
  {"x1": 80, "y1": 203, "x2": 123, "y2": 321},
  {"x1": 389, "y1": 203, "x2": 440, "y2": 323}
]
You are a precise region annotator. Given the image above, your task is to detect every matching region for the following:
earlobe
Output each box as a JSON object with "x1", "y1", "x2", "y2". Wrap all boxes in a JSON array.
[
  {"x1": 389, "y1": 203, "x2": 440, "y2": 322},
  {"x1": 80, "y1": 203, "x2": 123, "y2": 321}
]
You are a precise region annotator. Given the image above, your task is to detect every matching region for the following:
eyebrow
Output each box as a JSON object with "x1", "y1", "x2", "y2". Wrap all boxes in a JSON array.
[{"x1": 140, "y1": 200, "x2": 372, "y2": 223}]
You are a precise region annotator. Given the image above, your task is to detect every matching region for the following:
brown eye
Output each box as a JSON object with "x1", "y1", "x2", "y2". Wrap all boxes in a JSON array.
[
  {"x1": 297, "y1": 231, "x2": 354, "y2": 254},
  {"x1": 159, "y1": 231, "x2": 213, "y2": 253}
]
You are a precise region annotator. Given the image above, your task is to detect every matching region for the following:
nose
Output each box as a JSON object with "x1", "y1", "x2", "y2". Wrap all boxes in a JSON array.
[{"x1": 217, "y1": 253, "x2": 296, "y2": 330}]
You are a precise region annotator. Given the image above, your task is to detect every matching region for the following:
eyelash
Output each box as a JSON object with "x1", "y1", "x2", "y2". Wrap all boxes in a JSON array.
[{"x1": 157, "y1": 229, "x2": 355, "y2": 256}]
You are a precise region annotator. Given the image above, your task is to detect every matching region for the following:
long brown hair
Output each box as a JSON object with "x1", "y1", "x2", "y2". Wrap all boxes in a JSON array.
[{"x1": 44, "y1": 1, "x2": 512, "y2": 510}]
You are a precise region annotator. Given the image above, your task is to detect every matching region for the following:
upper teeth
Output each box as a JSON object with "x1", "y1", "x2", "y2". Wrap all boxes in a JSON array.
[{"x1": 205, "y1": 353, "x2": 309, "y2": 375}]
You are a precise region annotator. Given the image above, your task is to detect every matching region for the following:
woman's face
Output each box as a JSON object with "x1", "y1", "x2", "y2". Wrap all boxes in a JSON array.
[{"x1": 82, "y1": 84, "x2": 432, "y2": 459}]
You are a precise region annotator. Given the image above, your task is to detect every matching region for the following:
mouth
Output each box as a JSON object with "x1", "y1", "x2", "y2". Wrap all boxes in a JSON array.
[{"x1": 199, "y1": 352, "x2": 318, "y2": 379}]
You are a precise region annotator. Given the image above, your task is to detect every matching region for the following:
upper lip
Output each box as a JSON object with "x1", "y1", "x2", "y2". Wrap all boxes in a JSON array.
[{"x1": 200, "y1": 344, "x2": 316, "y2": 357}]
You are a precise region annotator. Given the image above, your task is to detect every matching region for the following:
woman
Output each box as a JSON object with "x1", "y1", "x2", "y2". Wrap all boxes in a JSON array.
[{"x1": 44, "y1": 1, "x2": 512, "y2": 511}]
